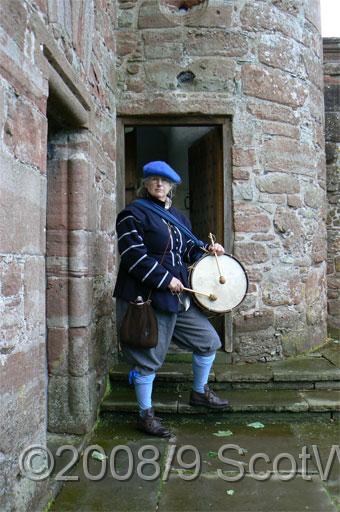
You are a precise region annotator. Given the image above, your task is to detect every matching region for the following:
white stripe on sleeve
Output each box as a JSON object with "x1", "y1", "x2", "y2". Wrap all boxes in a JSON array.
[
  {"x1": 157, "y1": 271, "x2": 169, "y2": 289},
  {"x1": 118, "y1": 229, "x2": 141, "y2": 241},
  {"x1": 141, "y1": 262, "x2": 158, "y2": 282},
  {"x1": 128, "y1": 254, "x2": 147, "y2": 272},
  {"x1": 120, "y1": 244, "x2": 144, "y2": 256},
  {"x1": 117, "y1": 215, "x2": 138, "y2": 226}
]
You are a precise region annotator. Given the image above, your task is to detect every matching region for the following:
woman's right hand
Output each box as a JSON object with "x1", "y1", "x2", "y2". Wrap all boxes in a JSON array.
[{"x1": 168, "y1": 277, "x2": 184, "y2": 293}]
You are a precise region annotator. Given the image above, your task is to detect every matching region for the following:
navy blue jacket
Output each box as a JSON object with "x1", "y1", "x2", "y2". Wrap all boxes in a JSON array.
[{"x1": 113, "y1": 198, "x2": 205, "y2": 313}]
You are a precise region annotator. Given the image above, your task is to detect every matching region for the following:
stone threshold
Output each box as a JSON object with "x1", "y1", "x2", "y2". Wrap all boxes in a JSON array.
[
  {"x1": 101, "y1": 388, "x2": 340, "y2": 415},
  {"x1": 109, "y1": 356, "x2": 340, "y2": 390}
]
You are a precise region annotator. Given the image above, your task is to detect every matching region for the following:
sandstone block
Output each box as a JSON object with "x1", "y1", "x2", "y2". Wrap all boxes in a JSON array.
[
  {"x1": 232, "y1": 147, "x2": 256, "y2": 167},
  {"x1": 24, "y1": 257, "x2": 45, "y2": 332},
  {"x1": 142, "y1": 30, "x2": 183, "y2": 59},
  {"x1": 261, "y1": 120, "x2": 300, "y2": 139},
  {"x1": 92, "y1": 233, "x2": 111, "y2": 275},
  {"x1": 116, "y1": 32, "x2": 139, "y2": 57},
  {"x1": 302, "y1": 47, "x2": 323, "y2": 89},
  {"x1": 46, "y1": 230, "x2": 68, "y2": 258},
  {"x1": 235, "y1": 332, "x2": 282, "y2": 362},
  {"x1": 274, "y1": 207, "x2": 304, "y2": 255},
  {"x1": 68, "y1": 158, "x2": 96, "y2": 231},
  {"x1": 233, "y1": 181, "x2": 253, "y2": 201},
  {"x1": 93, "y1": 316, "x2": 113, "y2": 376},
  {"x1": 258, "y1": 193, "x2": 286, "y2": 206},
  {"x1": 274, "y1": 306, "x2": 303, "y2": 329},
  {"x1": 305, "y1": 267, "x2": 325, "y2": 305},
  {"x1": 187, "y1": 58, "x2": 237, "y2": 93},
  {"x1": 194, "y1": 3, "x2": 233, "y2": 28},
  {"x1": 247, "y1": 102, "x2": 298, "y2": 125},
  {"x1": 234, "y1": 203, "x2": 271, "y2": 233},
  {"x1": 0, "y1": 46, "x2": 47, "y2": 113},
  {"x1": 144, "y1": 60, "x2": 178, "y2": 89},
  {"x1": 1, "y1": 261, "x2": 22, "y2": 297},
  {"x1": 234, "y1": 309, "x2": 274, "y2": 333},
  {"x1": 304, "y1": 0, "x2": 321, "y2": 31},
  {"x1": 256, "y1": 173, "x2": 300, "y2": 194},
  {"x1": 262, "y1": 137, "x2": 315, "y2": 174},
  {"x1": 242, "y1": 64, "x2": 307, "y2": 108},
  {"x1": 2, "y1": 378, "x2": 46, "y2": 452},
  {"x1": 312, "y1": 227, "x2": 327, "y2": 263},
  {"x1": 47, "y1": 327, "x2": 69, "y2": 375},
  {"x1": 69, "y1": 277, "x2": 93, "y2": 327},
  {"x1": 4, "y1": 96, "x2": 47, "y2": 172},
  {"x1": 46, "y1": 160, "x2": 69, "y2": 230},
  {"x1": 48, "y1": 372, "x2": 97, "y2": 434},
  {"x1": 259, "y1": 35, "x2": 302, "y2": 75},
  {"x1": 304, "y1": 184, "x2": 325, "y2": 208},
  {"x1": 138, "y1": 0, "x2": 174, "y2": 29},
  {"x1": 263, "y1": 268, "x2": 303, "y2": 306},
  {"x1": 233, "y1": 168, "x2": 250, "y2": 180},
  {"x1": 240, "y1": 2, "x2": 301, "y2": 40},
  {"x1": 185, "y1": 30, "x2": 248, "y2": 57},
  {"x1": 46, "y1": 277, "x2": 68, "y2": 328},
  {"x1": 0, "y1": 343, "x2": 45, "y2": 394},
  {"x1": 100, "y1": 197, "x2": 116, "y2": 234},
  {"x1": 69, "y1": 327, "x2": 92, "y2": 376},
  {"x1": 234, "y1": 242, "x2": 269, "y2": 264},
  {"x1": 69, "y1": 231, "x2": 94, "y2": 277},
  {"x1": 0, "y1": 155, "x2": 46, "y2": 254},
  {"x1": 0, "y1": 0, "x2": 27, "y2": 51},
  {"x1": 287, "y1": 194, "x2": 302, "y2": 208}
]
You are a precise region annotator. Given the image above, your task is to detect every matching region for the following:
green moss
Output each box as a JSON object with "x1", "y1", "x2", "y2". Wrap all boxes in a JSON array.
[
  {"x1": 43, "y1": 497, "x2": 55, "y2": 512},
  {"x1": 328, "y1": 326, "x2": 340, "y2": 340}
]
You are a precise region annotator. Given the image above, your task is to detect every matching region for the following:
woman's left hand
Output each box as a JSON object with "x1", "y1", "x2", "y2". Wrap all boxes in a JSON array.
[{"x1": 208, "y1": 243, "x2": 225, "y2": 256}]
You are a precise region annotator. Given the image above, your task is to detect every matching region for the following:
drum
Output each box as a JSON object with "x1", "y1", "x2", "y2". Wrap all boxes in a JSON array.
[{"x1": 189, "y1": 253, "x2": 248, "y2": 313}]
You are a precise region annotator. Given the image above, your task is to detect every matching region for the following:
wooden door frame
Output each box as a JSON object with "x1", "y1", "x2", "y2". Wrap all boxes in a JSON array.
[{"x1": 116, "y1": 116, "x2": 234, "y2": 352}]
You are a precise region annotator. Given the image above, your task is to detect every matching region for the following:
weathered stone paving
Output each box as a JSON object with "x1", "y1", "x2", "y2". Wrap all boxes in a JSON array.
[{"x1": 50, "y1": 414, "x2": 339, "y2": 511}]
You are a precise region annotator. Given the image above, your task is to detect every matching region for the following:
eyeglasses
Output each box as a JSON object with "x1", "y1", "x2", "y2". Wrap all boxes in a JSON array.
[{"x1": 149, "y1": 176, "x2": 171, "y2": 185}]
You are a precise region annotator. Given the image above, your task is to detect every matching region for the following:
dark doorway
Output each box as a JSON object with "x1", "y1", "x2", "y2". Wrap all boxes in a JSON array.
[
  {"x1": 124, "y1": 125, "x2": 224, "y2": 247},
  {"x1": 118, "y1": 120, "x2": 232, "y2": 353}
]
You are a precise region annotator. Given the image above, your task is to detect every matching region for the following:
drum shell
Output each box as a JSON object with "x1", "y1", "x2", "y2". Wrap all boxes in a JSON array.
[{"x1": 188, "y1": 253, "x2": 248, "y2": 314}]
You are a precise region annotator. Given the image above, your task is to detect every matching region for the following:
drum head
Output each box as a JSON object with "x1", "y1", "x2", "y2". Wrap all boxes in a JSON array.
[{"x1": 190, "y1": 254, "x2": 248, "y2": 313}]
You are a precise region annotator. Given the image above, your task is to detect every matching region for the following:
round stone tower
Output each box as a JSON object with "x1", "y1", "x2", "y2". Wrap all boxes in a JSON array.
[{"x1": 116, "y1": 0, "x2": 327, "y2": 361}]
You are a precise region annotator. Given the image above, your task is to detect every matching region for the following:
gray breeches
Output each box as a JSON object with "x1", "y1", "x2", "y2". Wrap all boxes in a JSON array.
[{"x1": 116, "y1": 298, "x2": 221, "y2": 375}]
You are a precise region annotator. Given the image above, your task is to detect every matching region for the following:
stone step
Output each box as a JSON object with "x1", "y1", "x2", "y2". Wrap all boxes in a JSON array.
[
  {"x1": 101, "y1": 388, "x2": 340, "y2": 415},
  {"x1": 109, "y1": 354, "x2": 340, "y2": 391}
]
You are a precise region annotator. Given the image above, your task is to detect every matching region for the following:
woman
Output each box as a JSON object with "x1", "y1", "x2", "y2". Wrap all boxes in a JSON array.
[{"x1": 114, "y1": 161, "x2": 229, "y2": 437}]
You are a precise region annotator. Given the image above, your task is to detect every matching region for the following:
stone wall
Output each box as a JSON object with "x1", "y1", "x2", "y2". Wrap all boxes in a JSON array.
[
  {"x1": 324, "y1": 38, "x2": 340, "y2": 338},
  {"x1": 0, "y1": 1, "x2": 116, "y2": 510},
  {"x1": 117, "y1": 0, "x2": 328, "y2": 361}
]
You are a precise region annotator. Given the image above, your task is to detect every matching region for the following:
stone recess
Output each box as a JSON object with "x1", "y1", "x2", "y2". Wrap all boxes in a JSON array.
[{"x1": 0, "y1": 1, "x2": 116, "y2": 511}]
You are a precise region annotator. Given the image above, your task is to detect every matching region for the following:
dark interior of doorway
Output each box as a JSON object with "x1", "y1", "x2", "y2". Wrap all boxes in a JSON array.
[{"x1": 124, "y1": 124, "x2": 225, "y2": 345}]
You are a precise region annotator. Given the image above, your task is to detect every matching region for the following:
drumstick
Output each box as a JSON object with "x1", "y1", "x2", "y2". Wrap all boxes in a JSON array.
[
  {"x1": 209, "y1": 233, "x2": 226, "y2": 284},
  {"x1": 182, "y1": 286, "x2": 217, "y2": 301}
]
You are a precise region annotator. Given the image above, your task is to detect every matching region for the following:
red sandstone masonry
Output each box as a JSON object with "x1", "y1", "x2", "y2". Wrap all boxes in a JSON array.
[
  {"x1": 242, "y1": 64, "x2": 308, "y2": 108},
  {"x1": 1, "y1": 2, "x2": 117, "y2": 511}
]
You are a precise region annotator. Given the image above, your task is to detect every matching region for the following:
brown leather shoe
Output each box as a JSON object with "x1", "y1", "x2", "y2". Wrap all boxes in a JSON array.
[
  {"x1": 190, "y1": 384, "x2": 230, "y2": 409},
  {"x1": 137, "y1": 408, "x2": 172, "y2": 437}
]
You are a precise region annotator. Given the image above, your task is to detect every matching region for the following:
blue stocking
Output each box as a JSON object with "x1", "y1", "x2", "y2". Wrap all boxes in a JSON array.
[
  {"x1": 129, "y1": 370, "x2": 156, "y2": 415},
  {"x1": 192, "y1": 353, "x2": 216, "y2": 393}
]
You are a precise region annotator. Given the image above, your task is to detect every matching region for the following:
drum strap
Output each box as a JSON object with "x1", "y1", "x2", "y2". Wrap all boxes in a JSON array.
[{"x1": 134, "y1": 199, "x2": 205, "y2": 249}]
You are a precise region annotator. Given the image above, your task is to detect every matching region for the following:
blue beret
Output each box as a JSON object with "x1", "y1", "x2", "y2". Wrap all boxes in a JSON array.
[{"x1": 143, "y1": 161, "x2": 182, "y2": 184}]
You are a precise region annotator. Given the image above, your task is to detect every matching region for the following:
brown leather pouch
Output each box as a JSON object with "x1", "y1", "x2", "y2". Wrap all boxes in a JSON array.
[{"x1": 120, "y1": 297, "x2": 158, "y2": 349}]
